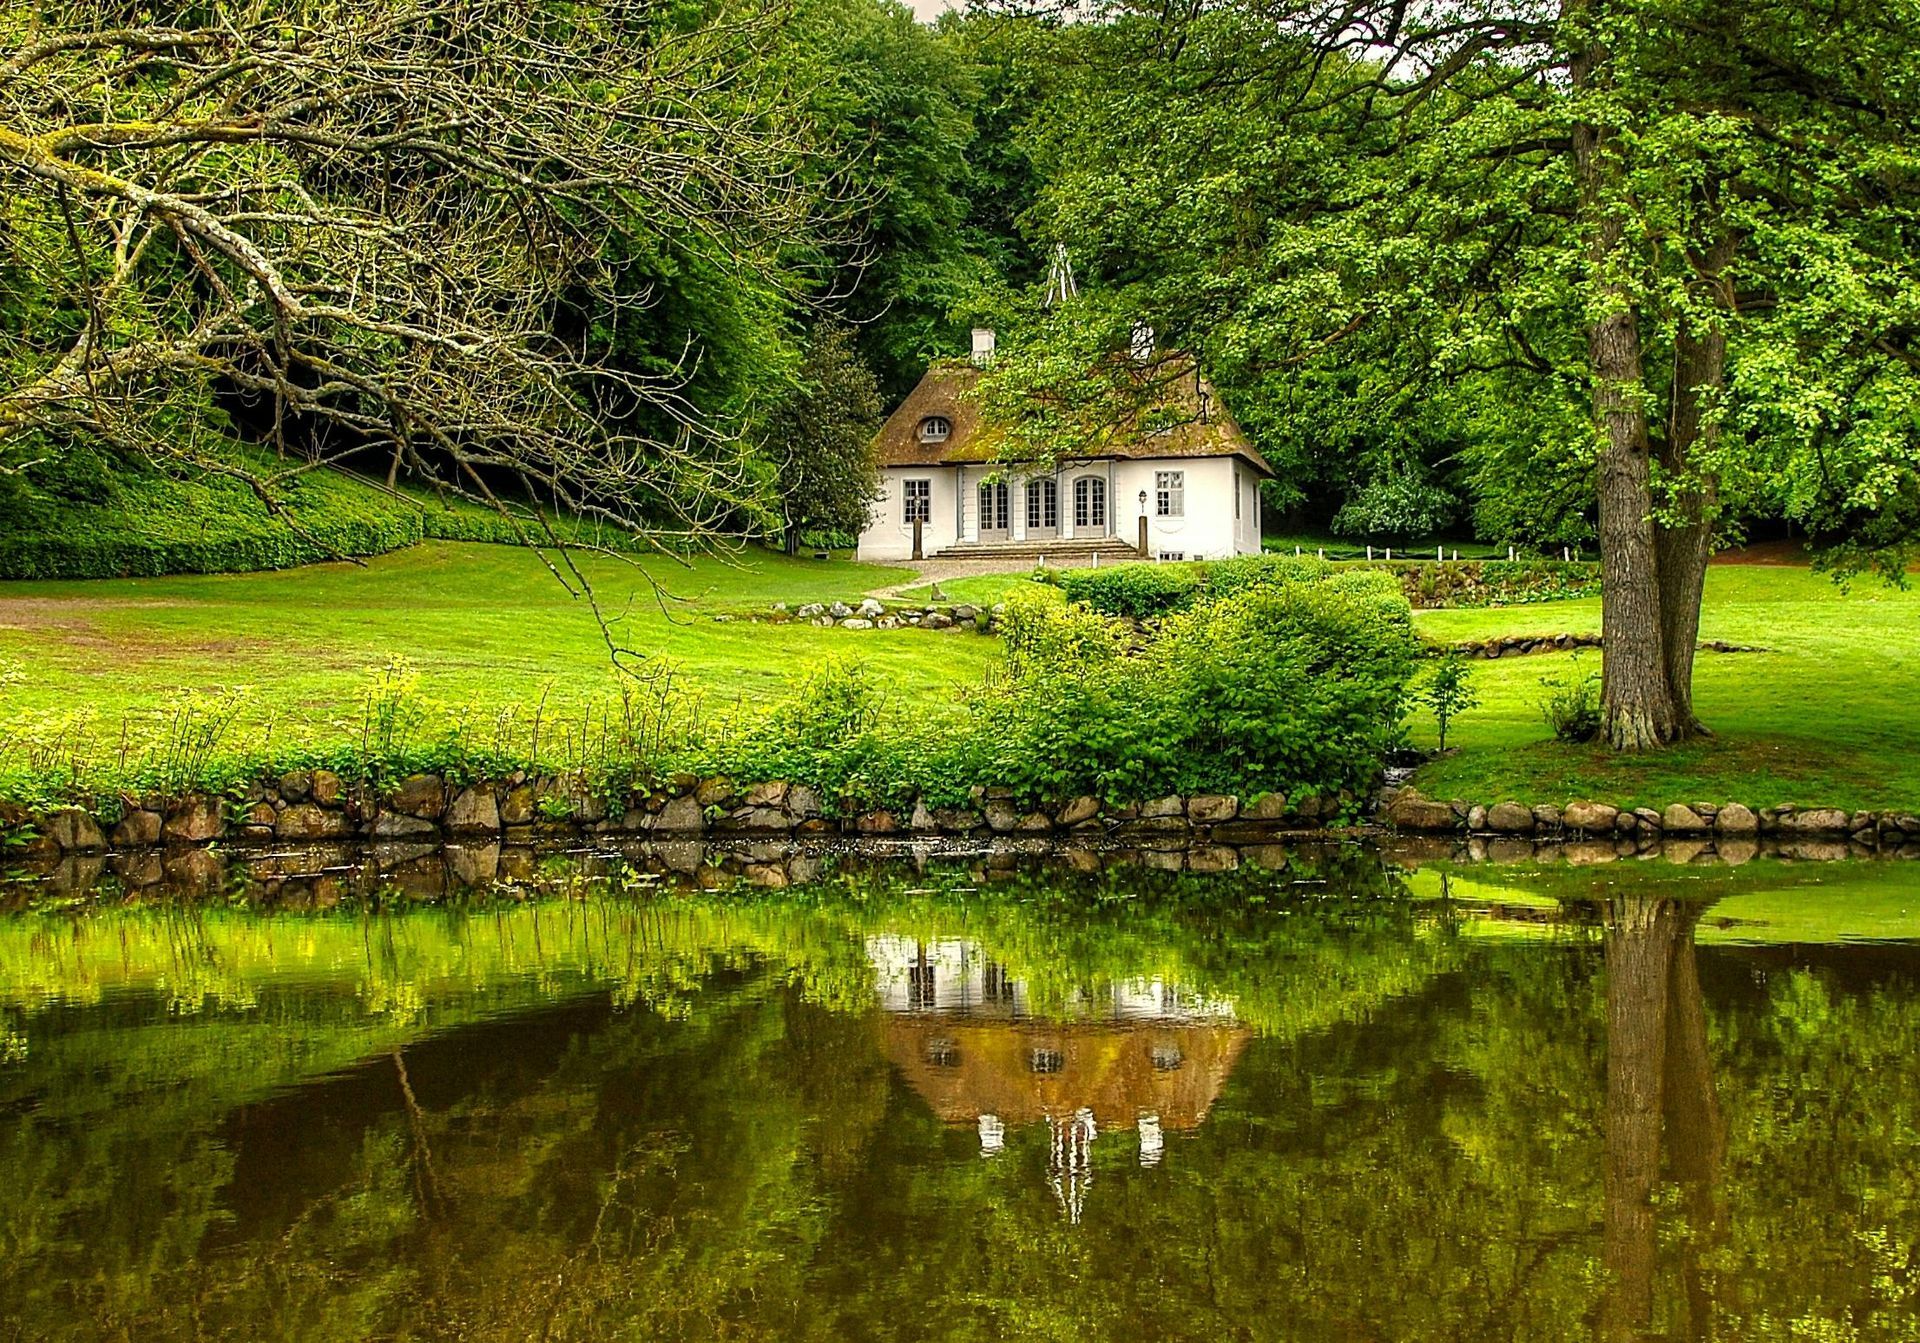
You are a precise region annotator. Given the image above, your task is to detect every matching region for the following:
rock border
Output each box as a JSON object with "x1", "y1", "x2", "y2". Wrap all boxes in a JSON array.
[
  {"x1": 1383, "y1": 787, "x2": 1919, "y2": 848},
  {"x1": 4, "y1": 773, "x2": 1352, "y2": 856}
]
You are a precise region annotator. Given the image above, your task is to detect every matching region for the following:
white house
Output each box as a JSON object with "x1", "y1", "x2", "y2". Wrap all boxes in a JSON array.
[{"x1": 855, "y1": 337, "x2": 1272, "y2": 564}]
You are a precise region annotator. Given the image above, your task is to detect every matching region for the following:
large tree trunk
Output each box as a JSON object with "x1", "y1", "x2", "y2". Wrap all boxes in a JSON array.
[
  {"x1": 1572, "y1": 12, "x2": 1682, "y2": 751},
  {"x1": 1653, "y1": 232, "x2": 1735, "y2": 733}
]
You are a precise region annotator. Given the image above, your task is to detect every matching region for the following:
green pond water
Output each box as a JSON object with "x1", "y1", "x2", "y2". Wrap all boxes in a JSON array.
[{"x1": 2, "y1": 844, "x2": 1918, "y2": 1341}]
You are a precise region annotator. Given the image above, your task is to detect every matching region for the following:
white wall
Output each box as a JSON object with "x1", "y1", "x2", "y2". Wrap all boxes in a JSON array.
[
  {"x1": 856, "y1": 458, "x2": 1264, "y2": 561},
  {"x1": 858, "y1": 466, "x2": 961, "y2": 562},
  {"x1": 1112, "y1": 457, "x2": 1258, "y2": 560}
]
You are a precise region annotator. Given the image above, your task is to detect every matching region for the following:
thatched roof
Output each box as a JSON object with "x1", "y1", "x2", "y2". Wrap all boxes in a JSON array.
[{"x1": 872, "y1": 358, "x2": 1274, "y2": 476}]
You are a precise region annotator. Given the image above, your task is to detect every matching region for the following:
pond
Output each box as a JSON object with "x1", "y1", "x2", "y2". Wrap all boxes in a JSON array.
[{"x1": 2, "y1": 841, "x2": 1917, "y2": 1341}]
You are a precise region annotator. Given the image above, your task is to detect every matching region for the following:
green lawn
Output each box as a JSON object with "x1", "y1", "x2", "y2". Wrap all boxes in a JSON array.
[
  {"x1": 1408, "y1": 564, "x2": 1920, "y2": 812},
  {"x1": 0, "y1": 542, "x2": 999, "y2": 734}
]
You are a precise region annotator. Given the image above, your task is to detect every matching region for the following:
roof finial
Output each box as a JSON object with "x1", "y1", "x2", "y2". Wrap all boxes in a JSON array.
[{"x1": 1043, "y1": 242, "x2": 1078, "y2": 308}]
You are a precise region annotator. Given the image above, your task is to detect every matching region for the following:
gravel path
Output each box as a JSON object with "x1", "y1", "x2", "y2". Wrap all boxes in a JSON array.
[{"x1": 866, "y1": 554, "x2": 1109, "y2": 598}]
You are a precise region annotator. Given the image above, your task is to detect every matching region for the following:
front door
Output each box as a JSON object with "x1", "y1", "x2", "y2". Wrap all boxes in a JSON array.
[{"x1": 978, "y1": 480, "x2": 1011, "y2": 542}]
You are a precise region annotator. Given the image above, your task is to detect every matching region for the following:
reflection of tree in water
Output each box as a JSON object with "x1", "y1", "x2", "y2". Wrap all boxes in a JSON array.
[{"x1": 1599, "y1": 895, "x2": 1724, "y2": 1342}]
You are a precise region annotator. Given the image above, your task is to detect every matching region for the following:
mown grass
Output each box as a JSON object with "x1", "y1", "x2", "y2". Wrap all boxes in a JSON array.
[
  {"x1": 0, "y1": 542, "x2": 999, "y2": 732},
  {"x1": 1408, "y1": 564, "x2": 1920, "y2": 811}
]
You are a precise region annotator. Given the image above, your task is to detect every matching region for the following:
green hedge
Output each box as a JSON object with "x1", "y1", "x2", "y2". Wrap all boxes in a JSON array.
[
  {"x1": 0, "y1": 445, "x2": 647, "y2": 580},
  {"x1": 1054, "y1": 554, "x2": 1600, "y2": 617}
]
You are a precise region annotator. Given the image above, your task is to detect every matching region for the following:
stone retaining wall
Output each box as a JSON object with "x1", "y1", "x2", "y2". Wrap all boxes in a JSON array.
[
  {"x1": 5, "y1": 771, "x2": 1350, "y2": 856},
  {"x1": 1383, "y1": 787, "x2": 1920, "y2": 848}
]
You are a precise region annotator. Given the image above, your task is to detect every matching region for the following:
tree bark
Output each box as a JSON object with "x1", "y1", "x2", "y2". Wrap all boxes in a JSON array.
[
  {"x1": 1653, "y1": 231, "x2": 1735, "y2": 734},
  {"x1": 1571, "y1": 7, "x2": 1681, "y2": 751}
]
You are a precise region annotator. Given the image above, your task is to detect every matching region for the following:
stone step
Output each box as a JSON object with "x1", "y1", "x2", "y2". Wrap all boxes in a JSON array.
[{"x1": 932, "y1": 538, "x2": 1142, "y2": 561}]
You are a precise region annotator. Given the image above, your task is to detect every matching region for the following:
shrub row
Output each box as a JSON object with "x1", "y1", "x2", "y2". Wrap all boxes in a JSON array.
[
  {"x1": 1052, "y1": 554, "x2": 1600, "y2": 618},
  {"x1": 0, "y1": 445, "x2": 649, "y2": 579}
]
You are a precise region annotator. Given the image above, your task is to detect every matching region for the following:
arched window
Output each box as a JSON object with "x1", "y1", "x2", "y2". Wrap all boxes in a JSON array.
[
  {"x1": 918, "y1": 415, "x2": 951, "y2": 443},
  {"x1": 1073, "y1": 475, "x2": 1107, "y2": 529},
  {"x1": 1026, "y1": 478, "x2": 1058, "y2": 529}
]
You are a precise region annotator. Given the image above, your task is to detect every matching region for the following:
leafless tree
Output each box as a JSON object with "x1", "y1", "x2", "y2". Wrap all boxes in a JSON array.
[{"x1": 0, "y1": 0, "x2": 830, "y2": 564}]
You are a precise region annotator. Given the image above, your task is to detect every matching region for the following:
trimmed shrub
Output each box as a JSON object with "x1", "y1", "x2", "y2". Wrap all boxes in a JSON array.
[{"x1": 1055, "y1": 561, "x2": 1204, "y2": 617}]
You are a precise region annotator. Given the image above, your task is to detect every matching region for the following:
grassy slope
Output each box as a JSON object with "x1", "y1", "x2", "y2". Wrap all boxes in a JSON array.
[
  {"x1": 1409, "y1": 564, "x2": 1920, "y2": 811},
  {"x1": 0, "y1": 542, "x2": 998, "y2": 730}
]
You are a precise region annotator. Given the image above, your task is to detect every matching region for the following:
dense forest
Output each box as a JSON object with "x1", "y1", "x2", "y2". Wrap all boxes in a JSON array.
[{"x1": 4, "y1": 0, "x2": 1919, "y2": 747}]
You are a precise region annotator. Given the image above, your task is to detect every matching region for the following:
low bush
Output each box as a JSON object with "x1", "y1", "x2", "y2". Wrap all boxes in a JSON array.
[
  {"x1": 971, "y1": 568, "x2": 1419, "y2": 813},
  {"x1": 1054, "y1": 561, "x2": 1204, "y2": 617},
  {"x1": 1054, "y1": 554, "x2": 1595, "y2": 618},
  {"x1": 1536, "y1": 656, "x2": 1603, "y2": 743}
]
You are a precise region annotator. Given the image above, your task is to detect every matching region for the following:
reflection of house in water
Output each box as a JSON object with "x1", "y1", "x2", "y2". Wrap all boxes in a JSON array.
[{"x1": 867, "y1": 937, "x2": 1250, "y2": 1221}]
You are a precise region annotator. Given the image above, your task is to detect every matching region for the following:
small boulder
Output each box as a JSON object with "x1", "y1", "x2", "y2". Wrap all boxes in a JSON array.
[
  {"x1": 1385, "y1": 790, "x2": 1463, "y2": 831},
  {"x1": 1562, "y1": 801, "x2": 1618, "y2": 833},
  {"x1": 857, "y1": 598, "x2": 885, "y2": 619},
  {"x1": 277, "y1": 803, "x2": 352, "y2": 840},
  {"x1": 1056, "y1": 795, "x2": 1101, "y2": 826},
  {"x1": 797, "y1": 603, "x2": 825, "y2": 619},
  {"x1": 1486, "y1": 801, "x2": 1536, "y2": 833},
  {"x1": 1531, "y1": 803, "x2": 1563, "y2": 830},
  {"x1": 694, "y1": 776, "x2": 734, "y2": 807},
  {"x1": 788, "y1": 785, "x2": 824, "y2": 820},
  {"x1": 1016, "y1": 811, "x2": 1053, "y2": 833},
  {"x1": 1633, "y1": 807, "x2": 1665, "y2": 830},
  {"x1": 954, "y1": 604, "x2": 978, "y2": 622},
  {"x1": 1661, "y1": 803, "x2": 1709, "y2": 834},
  {"x1": 500, "y1": 784, "x2": 536, "y2": 825},
  {"x1": 1142, "y1": 795, "x2": 1186, "y2": 819},
  {"x1": 829, "y1": 601, "x2": 854, "y2": 619},
  {"x1": 925, "y1": 613, "x2": 954, "y2": 630},
  {"x1": 655, "y1": 794, "x2": 706, "y2": 833},
  {"x1": 745, "y1": 780, "x2": 790, "y2": 809},
  {"x1": 1242, "y1": 792, "x2": 1289, "y2": 821},
  {"x1": 840, "y1": 618, "x2": 874, "y2": 630},
  {"x1": 44, "y1": 808, "x2": 106, "y2": 852},
  {"x1": 1187, "y1": 794, "x2": 1240, "y2": 825},
  {"x1": 445, "y1": 787, "x2": 501, "y2": 835},
  {"x1": 309, "y1": 770, "x2": 343, "y2": 806},
  {"x1": 277, "y1": 769, "x2": 314, "y2": 802},
  {"x1": 856, "y1": 810, "x2": 898, "y2": 834},
  {"x1": 1778, "y1": 807, "x2": 1851, "y2": 834},
  {"x1": 164, "y1": 796, "x2": 225, "y2": 844},
  {"x1": 985, "y1": 800, "x2": 1021, "y2": 832},
  {"x1": 389, "y1": 773, "x2": 446, "y2": 820},
  {"x1": 110, "y1": 809, "x2": 163, "y2": 847}
]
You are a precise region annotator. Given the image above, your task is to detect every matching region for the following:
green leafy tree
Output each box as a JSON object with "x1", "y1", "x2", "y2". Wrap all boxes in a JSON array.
[
  {"x1": 763, "y1": 325, "x2": 885, "y2": 554},
  {"x1": 1418, "y1": 655, "x2": 1480, "y2": 753}
]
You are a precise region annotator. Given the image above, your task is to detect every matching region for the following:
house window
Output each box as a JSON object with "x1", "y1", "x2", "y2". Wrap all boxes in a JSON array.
[
  {"x1": 903, "y1": 478, "x2": 931, "y2": 523},
  {"x1": 1073, "y1": 476, "x2": 1107, "y2": 529},
  {"x1": 1234, "y1": 468, "x2": 1241, "y2": 520},
  {"x1": 1029, "y1": 1047, "x2": 1064, "y2": 1075},
  {"x1": 1156, "y1": 470, "x2": 1185, "y2": 518},
  {"x1": 979, "y1": 480, "x2": 1009, "y2": 531},
  {"x1": 918, "y1": 415, "x2": 951, "y2": 443},
  {"x1": 1157, "y1": 551, "x2": 1186, "y2": 562},
  {"x1": 1026, "y1": 478, "x2": 1058, "y2": 529}
]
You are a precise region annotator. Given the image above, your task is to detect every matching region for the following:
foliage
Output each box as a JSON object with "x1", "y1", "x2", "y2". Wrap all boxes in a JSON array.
[
  {"x1": 0, "y1": 440, "x2": 555, "y2": 579},
  {"x1": 1055, "y1": 554, "x2": 1599, "y2": 618},
  {"x1": 1536, "y1": 657, "x2": 1604, "y2": 746},
  {"x1": 1418, "y1": 657, "x2": 1480, "y2": 753},
  {"x1": 759, "y1": 325, "x2": 885, "y2": 555},
  {"x1": 1052, "y1": 560, "x2": 1204, "y2": 618},
  {"x1": 1331, "y1": 467, "x2": 1459, "y2": 543},
  {"x1": 972, "y1": 569, "x2": 1419, "y2": 809}
]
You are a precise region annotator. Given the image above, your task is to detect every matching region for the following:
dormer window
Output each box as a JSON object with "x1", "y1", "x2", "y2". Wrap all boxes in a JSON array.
[{"x1": 918, "y1": 415, "x2": 952, "y2": 443}]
